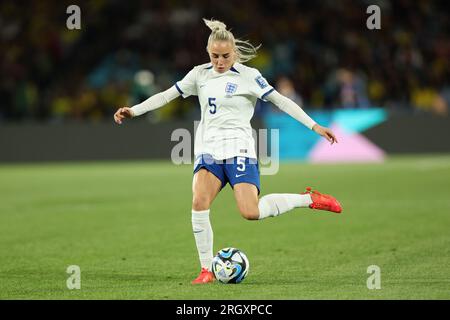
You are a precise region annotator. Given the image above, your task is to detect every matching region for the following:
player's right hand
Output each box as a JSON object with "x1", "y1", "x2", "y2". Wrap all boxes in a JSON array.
[{"x1": 114, "y1": 107, "x2": 134, "y2": 124}]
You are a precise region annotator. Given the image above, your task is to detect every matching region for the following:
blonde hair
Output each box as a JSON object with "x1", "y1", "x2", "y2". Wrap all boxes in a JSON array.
[{"x1": 203, "y1": 18, "x2": 260, "y2": 63}]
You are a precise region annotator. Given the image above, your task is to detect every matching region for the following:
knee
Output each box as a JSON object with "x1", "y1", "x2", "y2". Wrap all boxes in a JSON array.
[
  {"x1": 192, "y1": 195, "x2": 211, "y2": 211},
  {"x1": 238, "y1": 206, "x2": 260, "y2": 221}
]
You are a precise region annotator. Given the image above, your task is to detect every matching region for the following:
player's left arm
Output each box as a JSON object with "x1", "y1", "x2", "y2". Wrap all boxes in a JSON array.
[{"x1": 266, "y1": 90, "x2": 338, "y2": 145}]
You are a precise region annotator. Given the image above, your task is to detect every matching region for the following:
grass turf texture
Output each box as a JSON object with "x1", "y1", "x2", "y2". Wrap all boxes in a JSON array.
[{"x1": 1, "y1": 155, "x2": 449, "y2": 299}]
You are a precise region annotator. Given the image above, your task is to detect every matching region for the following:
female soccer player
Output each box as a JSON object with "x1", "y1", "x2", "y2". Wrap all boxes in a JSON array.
[{"x1": 114, "y1": 19, "x2": 342, "y2": 284}]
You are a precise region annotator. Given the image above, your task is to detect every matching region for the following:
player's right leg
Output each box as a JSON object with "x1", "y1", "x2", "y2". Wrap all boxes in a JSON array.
[{"x1": 191, "y1": 167, "x2": 222, "y2": 284}]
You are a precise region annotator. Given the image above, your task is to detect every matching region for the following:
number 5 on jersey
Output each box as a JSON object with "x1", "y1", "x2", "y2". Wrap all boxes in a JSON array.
[{"x1": 208, "y1": 97, "x2": 217, "y2": 114}]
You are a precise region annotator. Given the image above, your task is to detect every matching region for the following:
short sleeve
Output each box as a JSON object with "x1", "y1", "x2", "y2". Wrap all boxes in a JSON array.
[
  {"x1": 175, "y1": 67, "x2": 198, "y2": 98},
  {"x1": 247, "y1": 69, "x2": 274, "y2": 102}
]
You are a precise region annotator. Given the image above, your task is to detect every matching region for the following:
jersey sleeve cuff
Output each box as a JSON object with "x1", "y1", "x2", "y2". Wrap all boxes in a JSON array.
[
  {"x1": 261, "y1": 88, "x2": 275, "y2": 101},
  {"x1": 175, "y1": 82, "x2": 184, "y2": 95}
]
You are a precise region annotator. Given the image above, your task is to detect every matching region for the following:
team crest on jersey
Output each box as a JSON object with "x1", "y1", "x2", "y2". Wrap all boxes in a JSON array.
[
  {"x1": 255, "y1": 75, "x2": 268, "y2": 89},
  {"x1": 225, "y1": 82, "x2": 238, "y2": 97}
]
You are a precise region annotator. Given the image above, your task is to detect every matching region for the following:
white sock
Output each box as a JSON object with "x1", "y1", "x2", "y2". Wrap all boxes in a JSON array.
[
  {"x1": 258, "y1": 193, "x2": 313, "y2": 220},
  {"x1": 192, "y1": 209, "x2": 213, "y2": 271}
]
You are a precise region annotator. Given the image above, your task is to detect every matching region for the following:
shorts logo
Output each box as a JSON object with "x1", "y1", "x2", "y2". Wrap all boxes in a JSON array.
[
  {"x1": 255, "y1": 75, "x2": 268, "y2": 89},
  {"x1": 225, "y1": 82, "x2": 238, "y2": 96}
]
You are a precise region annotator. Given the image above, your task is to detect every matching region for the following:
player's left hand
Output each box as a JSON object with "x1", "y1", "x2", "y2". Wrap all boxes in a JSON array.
[{"x1": 312, "y1": 124, "x2": 338, "y2": 145}]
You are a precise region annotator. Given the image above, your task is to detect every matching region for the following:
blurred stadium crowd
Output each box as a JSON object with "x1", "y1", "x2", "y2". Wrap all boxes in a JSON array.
[{"x1": 1, "y1": 0, "x2": 449, "y2": 123}]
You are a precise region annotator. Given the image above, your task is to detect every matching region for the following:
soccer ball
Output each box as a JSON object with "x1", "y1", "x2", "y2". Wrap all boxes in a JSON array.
[{"x1": 211, "y1": 247, "x2": 249, "y2": 284}]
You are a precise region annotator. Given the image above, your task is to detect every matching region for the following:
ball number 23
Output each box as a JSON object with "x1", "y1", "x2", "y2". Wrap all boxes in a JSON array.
[{"x1": 208, "y1": 97, "x2": 217, "y2": 114}]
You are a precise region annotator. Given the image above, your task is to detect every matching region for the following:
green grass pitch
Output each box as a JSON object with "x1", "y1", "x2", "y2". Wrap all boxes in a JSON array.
[{"x1": 1, "y1": 155, "x2": 449, "y2": 299}]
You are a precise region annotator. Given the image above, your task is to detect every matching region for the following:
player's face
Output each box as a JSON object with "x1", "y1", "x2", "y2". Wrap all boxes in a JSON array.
[{"x1": 208, "y1": 41, "x2": 236, "y2": 73}]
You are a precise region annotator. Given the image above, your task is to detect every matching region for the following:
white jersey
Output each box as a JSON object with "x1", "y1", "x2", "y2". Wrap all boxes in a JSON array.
[{"x1": 176, "y1": 62, "x2": 274, "y2": 160}]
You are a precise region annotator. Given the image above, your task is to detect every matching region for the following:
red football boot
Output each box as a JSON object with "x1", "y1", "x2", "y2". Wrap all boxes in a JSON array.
[
  {"x1": 191, "y1": 268, "x2": 215, "y2": 284},
  {"x1": 303, "y1": 187, "x2": 342, "y2": 213}
]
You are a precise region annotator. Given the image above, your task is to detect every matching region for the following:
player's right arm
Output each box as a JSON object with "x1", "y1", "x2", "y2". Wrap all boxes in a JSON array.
[
  {"x1": 113, "y1": 86, "x2": 180, "y2": 124},
  {"x1": 114, "y1": 65, "x2": 200, "y2": 124}
]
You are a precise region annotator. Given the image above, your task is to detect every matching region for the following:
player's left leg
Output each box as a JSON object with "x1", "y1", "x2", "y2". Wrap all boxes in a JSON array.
[
  {"x1": 227, "y1": 157, "x2": 342, "y2": 220},
  {"x1": 232, "y1": 183, "x2": 313, "y2": 220},
  {"x1": 233, "y1": 183, "x2": 260, "y2": 220},
  {"x1": 257, "y1": 188, "x2": 342, "y2": 219},
  {"x1": 233, "y1": 184, "x2": 342, "y2": 220}
]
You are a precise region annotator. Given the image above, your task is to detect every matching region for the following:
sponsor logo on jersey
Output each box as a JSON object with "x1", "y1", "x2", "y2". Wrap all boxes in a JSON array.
[{"x1": 255, "y1": 75, "x2": 268, "y2": 89}]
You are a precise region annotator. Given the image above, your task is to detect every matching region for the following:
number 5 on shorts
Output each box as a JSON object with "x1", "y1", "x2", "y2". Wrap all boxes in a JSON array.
[{"x1": 237, "y1": 157, "x2": 246, "y2": 172}]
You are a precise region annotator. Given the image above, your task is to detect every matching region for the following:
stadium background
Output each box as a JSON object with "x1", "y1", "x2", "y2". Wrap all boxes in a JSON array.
[{"x1": 0, "y1": 0, "x2": 449, "y2": 300}]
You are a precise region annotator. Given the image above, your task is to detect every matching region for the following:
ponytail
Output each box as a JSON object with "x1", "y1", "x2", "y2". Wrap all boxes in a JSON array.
[{"x1": 203, "y1": 18, "x2": 260, "y2": 63}]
